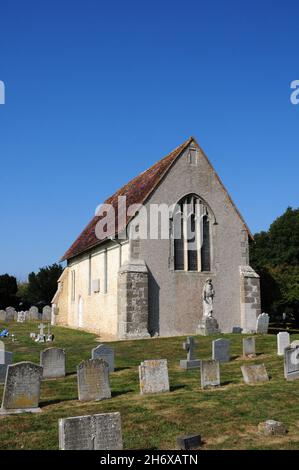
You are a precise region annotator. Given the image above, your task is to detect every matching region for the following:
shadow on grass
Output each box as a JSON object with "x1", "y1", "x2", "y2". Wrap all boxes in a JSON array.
[
  {"x1": 170, "y1": 385, "x2": 187, "y2": 392},
  {"x1": 114, "y1": 367, "x2": 131, "y2": 372},
  {"x1": 111, "y1": 389, "x2": 135, "y2": 398},
  {"x1": 40, "y1": 397, "x2": 75, "y2": 407}
]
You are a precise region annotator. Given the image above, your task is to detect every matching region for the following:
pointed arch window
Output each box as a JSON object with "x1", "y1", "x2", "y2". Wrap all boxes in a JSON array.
[{"x1": 173, "y1": 195, "x2": 212, "y2": 272}]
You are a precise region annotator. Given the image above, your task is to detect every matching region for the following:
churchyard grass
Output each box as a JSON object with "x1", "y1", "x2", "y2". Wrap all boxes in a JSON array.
[{"x1": 0, "y1": 322, "x2": 299, "y2": 449}]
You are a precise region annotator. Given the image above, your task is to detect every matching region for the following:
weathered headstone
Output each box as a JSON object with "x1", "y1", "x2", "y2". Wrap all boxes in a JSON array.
[
  {"x1": 212, "y1": 338, "x2": 230, "y2": 362},
  {"x1": 277, "y1": 332, "x2": 290, "y2": 356},
  {"x1": 290, "y1": 340, "x2": 299, "y2": 348},
  {"x1": 59, "y1": 412, "x2": 123, "y2": 450},
  {"x1": 17, "y1": 311, "x2": 26, "y2": 323},
  {"x1": 258, "y1": 420, "x2": 287, "y2": 436},
  {"x1": 256, "y1": 313, "x2": 269, "y2": 334},
  {"x1": 180, "y1": 337, "x2": 200, "y2": 369},
  {"x1": 5, "y1": 307, "x2": 16, "y2": 322},
  {"x1": 139, "y1": 359, "x2": 170, "y2": 394},
  {"x1": 284, "y1": 346, "x2": 299, "y2": 381},
  {"x1": 0, "y1": 362, "x2": 43, "y2": 414},
  {"x1": 91, "y1": 344, "x2": 115, "y2": 372},
  {"x1": 77, "y1": 359, "x2": 111, "y2": 401},
  {"x1": 241, "y1": 364, "x2": 269, "y2": 384},
  {"x1": 40, "y1": 348, "x2": 66, "y2": 379},
  {"x1": 29, "y1": 306, "x2": 39, "y2": 320},
  {"x1": 243, "y1": 337, "x2": 256, "y2": 357},
  {"x1": 0, "y1": 310, "x2": 6, "y2": 321},
  {"x1": 200, "y1": 360, "x2": 220, "y2": 389},
  {"x1": 42, "y1": 306, "x2": 52, "y2": 321},
  {"x1": 177, "y1": 434, "x2": 202, "y2": 450}
]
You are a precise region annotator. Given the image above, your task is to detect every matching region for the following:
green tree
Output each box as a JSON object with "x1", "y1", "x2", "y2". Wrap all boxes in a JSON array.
[
  {"x1": 26, "y1": 263, "x2": 63, "y2": 307},
  {"x1": 0, "y1": 274, "x2": 18, "y2": 309},
  {"x1": 250, "y1": 207, "x2": 299, "y2": 323}
]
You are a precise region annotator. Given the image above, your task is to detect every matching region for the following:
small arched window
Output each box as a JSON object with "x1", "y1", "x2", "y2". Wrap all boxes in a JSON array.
[{"x1": 173, "y1": 194, "x2": 211, "y2": 272}]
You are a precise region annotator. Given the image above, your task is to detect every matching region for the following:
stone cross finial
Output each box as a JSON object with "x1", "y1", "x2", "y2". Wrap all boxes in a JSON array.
[{"x1": 183, "y1": 337, "x2": 195, "y2": 361}]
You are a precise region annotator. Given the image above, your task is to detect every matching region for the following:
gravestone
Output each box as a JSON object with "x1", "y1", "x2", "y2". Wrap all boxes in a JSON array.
[
  {"x1": 256, "y1": 313, "x2": 269, "y2": 334},
  {"x1": 40, "y1": 348, "x2": 66, "y2": 379},
  {"x1": 139, "y1": 359, "x2": 170, "y2": 394},
  {"x1": 180, "y1": 336, "x2": 200, "y2": 369},
  {"x1": 77, "y1": 359, "x2": 111, "y2": 401},
  {"x1": 42, "y1": 306, "x2": 52, "y2": 321},
  {"x1": 5, "y1": 307, "x2": 16, "y2": 322},
  {"x1": 232, "y1": 327, "x2": 243, "y2": 334},
  {"x1": 290, "y1": 340, "x2": 299, "y2": 348},
  {"x1": 277, "y1": 332, "x2": 290, "y2": 356},
  {"x1": 0, "y1": 310, "x2": 6, "y2": 321},
  {"x1": 200, "y1": 360, "x2": 220, "y2": 389},
  {"x1": 36, "y1": 323, "x2": 46, "y2": 343},
  {"x1": 243, "y1": 337, "x2": 256, "y2": 357},
  {"x1": 284, "y1": 346, "x2": 299, "y2": 381},
  {"x1": 59, "y1": 412, "x2": 123, "y2": 450},
  {"x1": 258, "y1": 420, "x2": 287, "y2": 436},
  {"x1": 212, "y1": 338, "x2": 230, "y2": 362},
  {"x1": 91, "y1": 344, "x2": 115, "y2": 372},
  {"x1": 29, "y1": 306, "x2": 39, "y2": 320},
  {"x1": 0, "y1": 362, "x2": 43, "y2": 414},
  {"x1": 17, "y1": 311, "x2": 26, "y2": 323},
  {"x1": 0, "y1": 341, "x2": 13, "y2": 384},
  {"x1": 177, "y1": 434, "x2": 202, "y2": 450},
  {"x1": 241, "y1": 364, "x2": 269, "y2": 384}
]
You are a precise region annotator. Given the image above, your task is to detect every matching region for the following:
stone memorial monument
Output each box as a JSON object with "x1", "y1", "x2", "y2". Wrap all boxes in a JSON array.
[
  {"x1": 139, "y1": 359, "x2": 170, "y2": 394},
  {"x1": 40, "y1": 348, "x2": 66, "y2": 379},
  {"x1": 77, "y1": 359, "x2": 111, "y2": 401},
  {"x1": 0, "y1": 362, "x2": 43, "y2": 414},
  {"x1": 197, "y1": 279, "x2": 220, "y2": 335},
  {"x1": 179, "y1": 337, "x2": 200, "y2": 369},
  {"x1": 91, "y1": 344, "x2": 114, "y2": 372},
  {"x1": 59, "y1": 412, "x2": 123, "y2": 450}
]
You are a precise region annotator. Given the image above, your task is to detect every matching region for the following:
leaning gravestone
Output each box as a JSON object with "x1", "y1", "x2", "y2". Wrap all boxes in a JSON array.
[
  {"x1": 91, "y1": 345, "x2": 115, "y2": 372},
  {"x1": 284, "y1": 346, "x2": 299, "y2": 381},
  {"x1": 256, "y1": 313, "x2": 269, "y2": 334},
  {"x1": 0, "y1": 310, "x2": 6, "y2": 321},
  {"x1": 42, "y1": 306, "x2": 52, "y2": 321},
  {"x1": 139, "y1": 359, "x2": 170, "y2": 394},
  {"x1": 59, "y1": 412, "x2": 123, "y2": 450},
  {"x1": 40, "y1": 348, "x2": 66, "y2": 379},
  {"x1": 200, "y1": 360, "x2": 220, "y2": 389},
  {"x1": 77, "y1": 359, "x2": 111, "y2": 401},
  {"x1": 5, "y1": 307, "x2": 16, "y2": 322},
  {"x1": 277, "y1": 332, "x2": 290, "y2": 356},
  {"x1": 180, "y1": 336, "x2": 200, "y2": 369},
  {"x1": 29, "y1": 306, "x2": 39, "y2": 320},
  {"x1": 243, "y1": 337, "x2": 256, "y2": 357},
  {"x1": 241, "y1": 364, "x2": 269, "y2": 384},
  {"x1": 212, "y1": 338, "x2": 230, "y2": 362},
  {"x1": 0, "y1": 362, "x2": 43, "y2": 414}
]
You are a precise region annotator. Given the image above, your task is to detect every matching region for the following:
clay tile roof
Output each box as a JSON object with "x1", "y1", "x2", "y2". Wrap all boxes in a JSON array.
[{"x1": 61, "y1": 137, "x2": 193, "y2": 261}]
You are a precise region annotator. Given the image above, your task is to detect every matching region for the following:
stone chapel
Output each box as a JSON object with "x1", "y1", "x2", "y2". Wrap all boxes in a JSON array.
[{"x1": 52, "y1": 137, "x2": 261, "y2": 339}]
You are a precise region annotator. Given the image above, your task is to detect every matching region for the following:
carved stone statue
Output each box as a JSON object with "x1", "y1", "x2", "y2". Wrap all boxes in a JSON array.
[{"x1": 202, "y1": 278, "x2": 215, "y2": 318}]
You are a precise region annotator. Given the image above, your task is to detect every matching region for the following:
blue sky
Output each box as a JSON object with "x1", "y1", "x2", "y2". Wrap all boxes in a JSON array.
[{"x1": 0, "y1": 0, "x2": 298, "y2": 280}]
